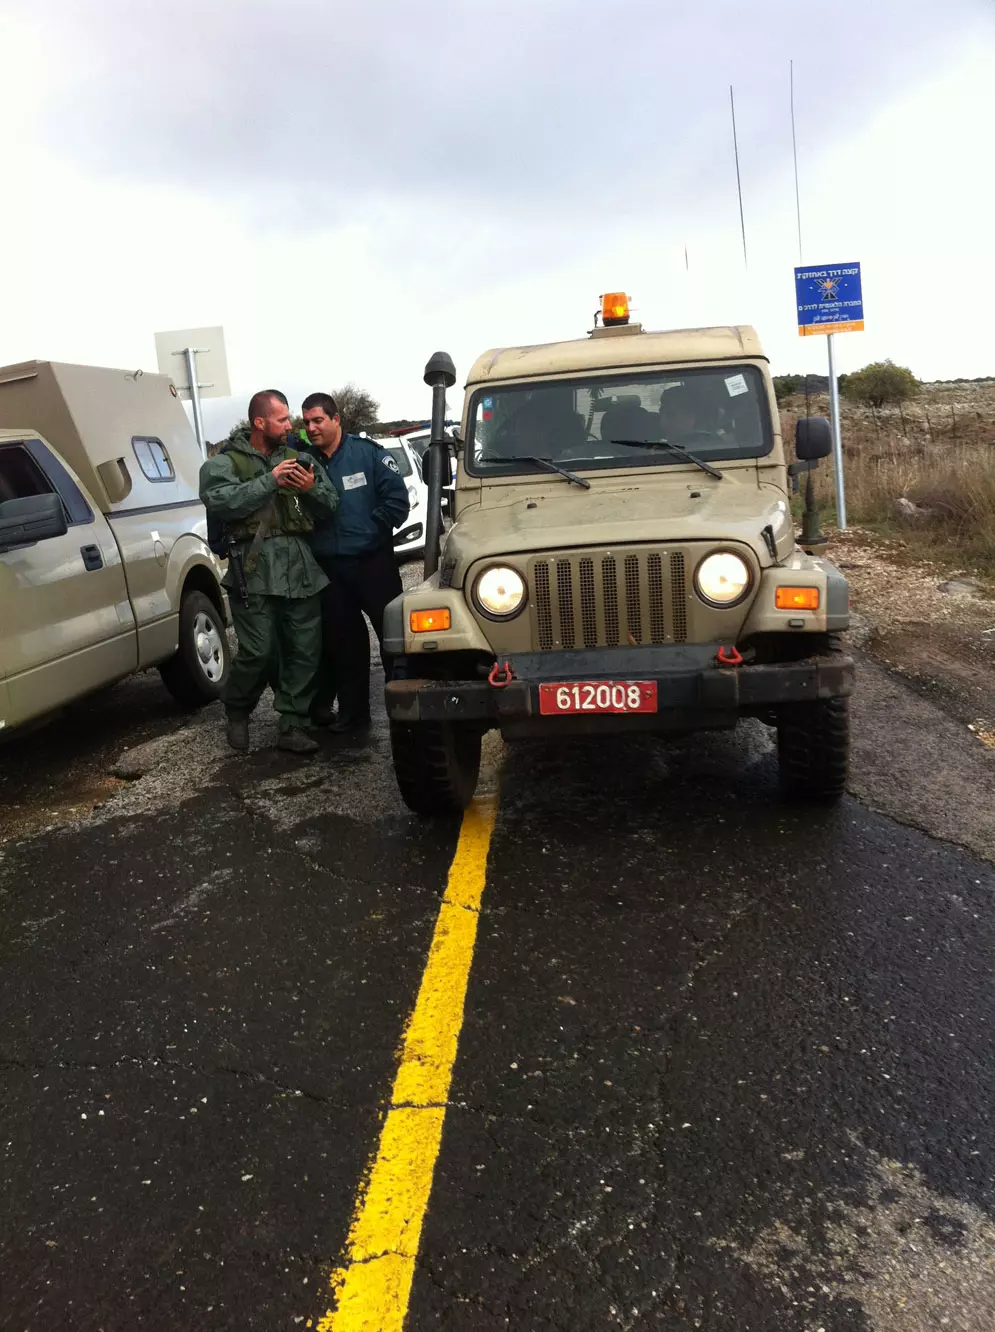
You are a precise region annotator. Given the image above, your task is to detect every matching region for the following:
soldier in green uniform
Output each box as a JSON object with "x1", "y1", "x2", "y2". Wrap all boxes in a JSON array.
[{"x1": 199, "y1": 389, "x2": 339, "y2": 754}]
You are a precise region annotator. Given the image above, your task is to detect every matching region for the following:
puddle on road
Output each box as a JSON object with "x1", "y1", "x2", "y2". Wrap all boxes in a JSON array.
[
  {"x1": 0, "y1": 771, "x2": 127, "y2": 843},
  {"x1": 715, "y1": 1147, "x2": 995, "y2": 1330}
]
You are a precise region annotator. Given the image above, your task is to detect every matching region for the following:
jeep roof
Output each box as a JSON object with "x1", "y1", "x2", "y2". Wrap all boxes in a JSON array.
[{"x1": 466, "y1": 324, "x2": 767, "y2": 387}]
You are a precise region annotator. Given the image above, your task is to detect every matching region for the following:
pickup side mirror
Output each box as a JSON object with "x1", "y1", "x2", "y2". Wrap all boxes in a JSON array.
[
  {"x1": 0, "y1": 492, "x2": 68, "y2": 552},
  {"x1": 795, "y1": 416, "x2": 832, "y2": 461}
]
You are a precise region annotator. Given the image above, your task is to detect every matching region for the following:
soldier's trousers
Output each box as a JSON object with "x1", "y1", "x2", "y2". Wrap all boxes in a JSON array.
[{"x1": 225, "y1": 593, "x2": 322, "y2": 734}]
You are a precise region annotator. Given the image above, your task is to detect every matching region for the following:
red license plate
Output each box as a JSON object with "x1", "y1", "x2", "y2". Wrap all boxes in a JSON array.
[{"x1": 538, "y1": 681, "x2": 657, "y2": 716}]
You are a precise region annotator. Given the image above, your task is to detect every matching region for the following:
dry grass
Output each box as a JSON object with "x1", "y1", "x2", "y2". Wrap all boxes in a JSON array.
[{"x1": 782, "y1": 382, "x2": 995, "y2": 577}]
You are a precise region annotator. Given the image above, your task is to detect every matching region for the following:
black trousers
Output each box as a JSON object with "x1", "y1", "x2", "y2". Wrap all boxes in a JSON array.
[{"x1": 314, "y1": 546, "x2": 403, "y2": 720}]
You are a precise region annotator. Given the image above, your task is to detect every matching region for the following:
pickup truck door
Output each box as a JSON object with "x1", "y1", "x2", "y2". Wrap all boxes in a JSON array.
[{"x1": 0, "y1": 438, "x2": 136, "y2": 729}]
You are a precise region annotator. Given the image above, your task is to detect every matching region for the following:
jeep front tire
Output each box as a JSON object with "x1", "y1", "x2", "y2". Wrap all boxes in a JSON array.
[
  {"x1": 776, "y1": 695, "x2": 849, "y2": 803},
  {"x1": 390, "y1": 720, "x2": 482, "y2": 815}
]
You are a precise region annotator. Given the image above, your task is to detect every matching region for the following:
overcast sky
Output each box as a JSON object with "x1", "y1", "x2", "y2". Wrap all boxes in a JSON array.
[{"x1": 1, "y1": 0, "x2": 992, "y2": 438}]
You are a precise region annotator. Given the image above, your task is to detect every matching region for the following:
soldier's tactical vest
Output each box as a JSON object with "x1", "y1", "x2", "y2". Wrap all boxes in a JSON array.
[{"x1": 210, "y1": 447, "x2": 315, "y2": 553}]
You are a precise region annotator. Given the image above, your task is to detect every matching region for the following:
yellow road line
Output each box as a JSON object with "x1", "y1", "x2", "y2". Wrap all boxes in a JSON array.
[{"x1": 314, "y1": 796, "x2": 499, "y2": 1332}]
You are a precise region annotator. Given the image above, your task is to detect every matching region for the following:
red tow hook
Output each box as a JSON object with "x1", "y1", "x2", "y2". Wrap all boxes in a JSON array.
[
  {"x1": 716, "y1": 645, "x2": 744, "y2": 667},
  {"x1": 488, "y1": 660, "x2": 514, "y2": 688}
]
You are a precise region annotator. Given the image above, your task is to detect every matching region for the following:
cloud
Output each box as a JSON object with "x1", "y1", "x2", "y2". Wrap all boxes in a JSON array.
[{"x1": 17, "y1": 0, "x2": 989, "y2": 232}]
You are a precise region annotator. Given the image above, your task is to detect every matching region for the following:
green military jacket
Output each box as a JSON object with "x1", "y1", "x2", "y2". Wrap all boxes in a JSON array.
[{"x1": 199, "y1": 437, "x2": 339, "y2": 599}]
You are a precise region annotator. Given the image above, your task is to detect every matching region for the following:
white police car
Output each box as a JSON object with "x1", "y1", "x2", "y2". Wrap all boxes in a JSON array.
[
  {"x1": 396, "y1": 428, "x2": 458, "y2": 518},
  {"x1": 378, "y1": 437, "x2": 428, "y2": 560}
]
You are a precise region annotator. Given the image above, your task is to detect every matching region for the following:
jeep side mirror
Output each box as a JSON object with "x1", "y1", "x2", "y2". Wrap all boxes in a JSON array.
[
  {"x1": 791, "y1": 419, "x2": 830, "y2": 554},
  {"x1": 795, "y1": 416, "x2": 832, "y2": 461},
  {"x1": 0, "y1": 492, "x2": 68, "y2": 552}
]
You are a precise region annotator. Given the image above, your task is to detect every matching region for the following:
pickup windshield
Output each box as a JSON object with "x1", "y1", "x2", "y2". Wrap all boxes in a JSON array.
[{"x1": 467, "y1": 365, "x2": 772, "y2": 477}]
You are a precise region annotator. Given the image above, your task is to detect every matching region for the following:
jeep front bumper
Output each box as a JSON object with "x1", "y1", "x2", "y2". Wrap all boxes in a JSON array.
[{"x1": 385, "y1": 645, "x2": 854, "y2": 732}]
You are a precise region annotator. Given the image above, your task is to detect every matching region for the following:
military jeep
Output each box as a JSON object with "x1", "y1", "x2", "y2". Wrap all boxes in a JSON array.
[{"x1": 384, "y1": 297, "x2": 854, "y2": 814}]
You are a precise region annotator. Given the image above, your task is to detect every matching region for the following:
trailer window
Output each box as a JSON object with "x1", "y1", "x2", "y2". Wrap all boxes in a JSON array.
[{"x1": 132, "y1": 436, "x2": 174, "y2": 482}]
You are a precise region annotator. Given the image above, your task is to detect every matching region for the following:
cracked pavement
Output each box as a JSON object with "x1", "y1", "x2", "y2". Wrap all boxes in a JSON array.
[{"x1": 2, "y1": 637, "x2": 995, "y2": 1329}]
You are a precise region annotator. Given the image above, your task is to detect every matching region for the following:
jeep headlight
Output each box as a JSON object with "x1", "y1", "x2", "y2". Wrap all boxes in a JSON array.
[
  {"x1": 474, "y1": 565, "x2": 526, "y2": 619},
  {"x1": 695, "y1": 551, "x2": 751, "y2": 607},
  {"x1": 406, "y1": 483, "x2": 419, "y2": 510}
]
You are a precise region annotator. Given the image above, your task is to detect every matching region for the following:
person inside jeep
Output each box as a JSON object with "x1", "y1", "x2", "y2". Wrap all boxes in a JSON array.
[{"x1": 658, "y1": 384, "x2": 707, "y2": 440}]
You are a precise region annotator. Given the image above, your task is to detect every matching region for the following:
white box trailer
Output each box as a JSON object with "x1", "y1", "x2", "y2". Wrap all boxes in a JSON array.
[{"x1": 0, "y1": 359, "x2": 230, "y2": 733}]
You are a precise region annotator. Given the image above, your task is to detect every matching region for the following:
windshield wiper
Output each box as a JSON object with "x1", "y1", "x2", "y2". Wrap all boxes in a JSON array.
[
  {"x1": 479, "y1": 454, "x2": 591, "y2": 489},
  {"x1": 609, "y1": 438, "x2": 724, "y2": 480}
]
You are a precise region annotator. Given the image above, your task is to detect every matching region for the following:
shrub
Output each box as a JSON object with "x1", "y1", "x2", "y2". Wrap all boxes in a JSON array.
[
  {"x1": 840, "y1": 360, "x2": 920, "y2": 409},
  {"x1": 773, "y1": 375, "x2": 803, "y2": 404}
]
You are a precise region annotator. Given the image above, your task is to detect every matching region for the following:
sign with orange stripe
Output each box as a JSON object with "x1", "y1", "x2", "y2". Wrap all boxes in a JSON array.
[{"x1": 795, "y1": 262, "x2": 864, "y2": 337}]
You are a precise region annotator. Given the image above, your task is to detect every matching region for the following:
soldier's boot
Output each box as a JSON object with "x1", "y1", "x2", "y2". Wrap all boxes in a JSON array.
[
  {"x1": 329, "y1": 710, "x2": 372, "y2": 735},
  {"x1": 226, "y1": 717, "x2": 250, "y2": 751},
  {"x1": 310, "y1": 701, "x2": 338, "y2": 728},
  {"x1": 277, "y1": 729, "x2": 320, "y2": 756}
]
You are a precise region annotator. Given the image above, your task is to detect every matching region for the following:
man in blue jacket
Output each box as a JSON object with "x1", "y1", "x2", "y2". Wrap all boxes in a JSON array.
[{"x1": 302, "y1": 392, "x2": 410, "y2": 734}]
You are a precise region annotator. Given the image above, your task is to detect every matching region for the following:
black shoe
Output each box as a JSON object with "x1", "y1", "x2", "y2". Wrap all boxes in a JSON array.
[
  {"x1": 277, "y1": 729, "x2": 320, "y2": 755},
  {"x1": 310, "y1": 703, "x2": 338, "y2": 728},
  {"x1": 329, "y1": 711, "x2": 372, "y2": 735},
  {"x1": 226, "y1": 718, "x2": 250, "y2": 751}
]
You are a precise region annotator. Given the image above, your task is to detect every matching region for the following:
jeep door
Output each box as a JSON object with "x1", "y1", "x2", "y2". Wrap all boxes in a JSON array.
[{"x1": 0, "y1": 437, "x2": 136, "y2": 728}]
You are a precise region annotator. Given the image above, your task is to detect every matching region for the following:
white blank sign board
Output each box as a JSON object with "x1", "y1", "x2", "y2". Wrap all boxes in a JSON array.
[{"x1": 154, "y1": 326, "x2": 231, "y2": 399}]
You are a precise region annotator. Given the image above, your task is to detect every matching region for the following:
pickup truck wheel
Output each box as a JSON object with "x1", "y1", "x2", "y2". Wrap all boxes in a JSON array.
[
  {"x1": 390, "y1": 720, "x2": 481, "y2": 815},
  {"x1": 776, "y1": 696, "x2": 849, "y2": 803},
  {"x1": 159, "y1": 590, "x2": 230, "y2": 707}
]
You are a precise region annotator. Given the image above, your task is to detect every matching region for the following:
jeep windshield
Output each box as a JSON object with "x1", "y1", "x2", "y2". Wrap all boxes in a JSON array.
[{"x1": 466, "y1": 365, "x2": 773, "y2": 477}]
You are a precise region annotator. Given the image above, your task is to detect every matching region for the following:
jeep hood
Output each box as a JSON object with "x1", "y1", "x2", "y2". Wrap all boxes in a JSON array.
[{"x1": 443, "y1": 473, "x2": 794, "y2": 581}]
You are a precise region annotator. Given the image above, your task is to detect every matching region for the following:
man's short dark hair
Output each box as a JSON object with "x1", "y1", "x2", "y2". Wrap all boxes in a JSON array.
[
  {"x1": 248, "y1": 389, "x2": 289, "y2": 426},
  {"x1": 301, "y1": 392, "x2": 339, "y2": 419}
]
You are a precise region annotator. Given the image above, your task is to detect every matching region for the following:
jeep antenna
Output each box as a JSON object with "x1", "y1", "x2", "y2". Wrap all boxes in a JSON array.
[
  {"x1": 790, "y1": 59, "x2": 804, "y2": 263},
  {"x1": 729, "y1": 85, "x2": 748, "y2": 271}
]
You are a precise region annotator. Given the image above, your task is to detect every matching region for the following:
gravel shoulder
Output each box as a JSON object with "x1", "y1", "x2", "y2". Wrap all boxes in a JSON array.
[{"x1": 834, "y1": 526, "x2": 995, "y2": 751}]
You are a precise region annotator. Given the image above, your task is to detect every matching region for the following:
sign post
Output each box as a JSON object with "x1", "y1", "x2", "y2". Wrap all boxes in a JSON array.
[
  {"x1": 793, "y1": 263, "x2": 863, "y2": 531},
  {"x1": 183, "y1": 347, "x2": 207, "y2": 455},
  {"x1": 154, "y1": 325, "x2": 231, "y2": 458}
]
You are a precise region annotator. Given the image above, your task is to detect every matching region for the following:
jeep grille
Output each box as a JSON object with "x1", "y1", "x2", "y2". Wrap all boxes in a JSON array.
[{"x1": 529, "y1": 548, "x2": 688, "y2": 650}]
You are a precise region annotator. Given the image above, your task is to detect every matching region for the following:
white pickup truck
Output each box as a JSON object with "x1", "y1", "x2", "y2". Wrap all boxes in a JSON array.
[{"x1": 0, "y1": 359, "x2": 230, "y2": 736}]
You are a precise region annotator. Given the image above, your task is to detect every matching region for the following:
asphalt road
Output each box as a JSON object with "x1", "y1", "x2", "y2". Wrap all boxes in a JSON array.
[{"x1": 2, "y1": 631, "x2": 995, "y2": 1331}]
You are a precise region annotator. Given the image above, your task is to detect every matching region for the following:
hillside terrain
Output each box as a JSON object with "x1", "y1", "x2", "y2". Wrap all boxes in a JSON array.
[
  {"x1": 781, "y1": 379, "x2": 995, "y2": 756},
  {"x1": 781, "y1": 379, "x2": 995, "y2": 576}
]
